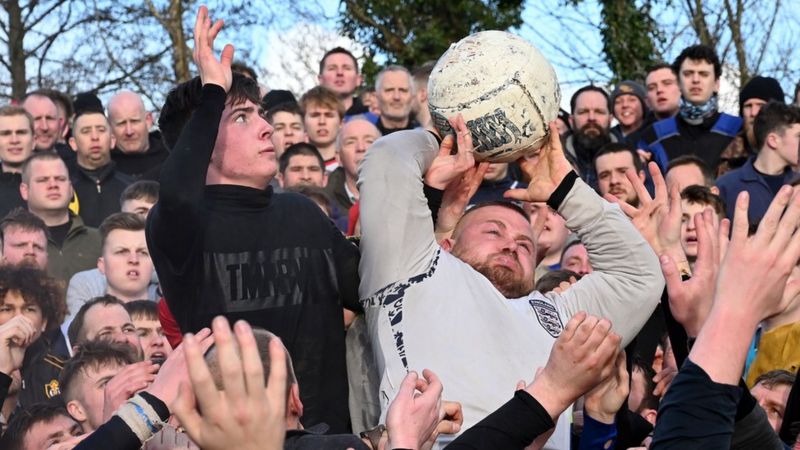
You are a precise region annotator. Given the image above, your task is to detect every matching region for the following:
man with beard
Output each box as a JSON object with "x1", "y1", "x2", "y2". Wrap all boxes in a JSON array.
[
  {"x1": 359, "y1": 115, "x2": 662, "y2": 447},
  {"x1": 594, "y1": 142, "x2": 646, "y2": 207},
  {"x1": 563, "y1": 85, "x2": 617, "y2": 189}
]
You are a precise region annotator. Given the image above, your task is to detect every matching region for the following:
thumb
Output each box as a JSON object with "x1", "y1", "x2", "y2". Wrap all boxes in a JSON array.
[
  {"x1": 503, "y1": 188, "x2": 531, "y2": 202},
  {"x1": 399, "y1": 371, "x2": 420, "y2": 398}
]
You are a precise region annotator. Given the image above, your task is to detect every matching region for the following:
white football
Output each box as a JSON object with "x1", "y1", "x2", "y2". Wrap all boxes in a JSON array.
[{"x1": 428, "y1": 30, "x2": 561, "y2": 163}]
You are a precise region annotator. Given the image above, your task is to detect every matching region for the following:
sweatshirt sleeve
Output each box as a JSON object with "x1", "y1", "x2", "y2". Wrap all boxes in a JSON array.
[
  {"x1": 546, "y1": 177, "x2": 664, "y2": 346},
  {"x1": 146, "y1": 84, "x2": 226, "y2": 274},
  {"x1": 73, "y1": 392, "x2": 171, "y2": 450},
  {"x1": 444, "y1": 390, "x2": 555, "y2": 449},
  {"x1": 357, "y1": 130, "x2": 440, "y2": 297}
]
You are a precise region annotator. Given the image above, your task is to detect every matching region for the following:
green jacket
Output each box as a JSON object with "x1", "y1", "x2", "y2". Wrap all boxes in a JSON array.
[{"x1": 47, "y1": 214, "x2": 102, "y2": 284}]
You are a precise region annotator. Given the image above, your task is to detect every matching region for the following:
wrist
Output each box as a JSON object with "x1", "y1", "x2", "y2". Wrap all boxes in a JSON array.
[{"x1": 525, "y1": 372, "x2": 573, "y2": 419}]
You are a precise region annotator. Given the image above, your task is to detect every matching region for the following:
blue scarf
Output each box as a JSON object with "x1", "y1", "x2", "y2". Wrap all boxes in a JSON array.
[{"x1": 679, "y1": 94, "x2": 718, "y2": 124}]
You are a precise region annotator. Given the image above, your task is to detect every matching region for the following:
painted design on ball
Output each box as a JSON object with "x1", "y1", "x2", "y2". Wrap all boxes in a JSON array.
[{"x1": 428, "y1": 30, "x2": 561, "y2": 163}]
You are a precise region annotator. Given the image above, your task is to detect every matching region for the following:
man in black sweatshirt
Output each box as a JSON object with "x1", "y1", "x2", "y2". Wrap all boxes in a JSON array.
[{"x1": 145, "y1": 7, "x2": 361, "y2": 433}]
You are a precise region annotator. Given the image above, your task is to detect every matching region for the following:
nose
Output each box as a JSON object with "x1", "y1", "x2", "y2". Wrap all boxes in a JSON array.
[
  {"x1": 111, "y1": 330, "x2": 128, "y2": 345},
  {"x1": 36, "y1": 117, "x2": 49, "y2": 130},
  {"x1": 90, "y1": 128, "x2": 100, "y2": 140},
  {"x1": 261, "y1": 118, "x2": 274, "y2": 140},
  {"x1": 128, "y1": 251, "x2": 139, "y2": 264},
  {"x1": 125, "y1": 122, "x2": 134, "y2": 136}
]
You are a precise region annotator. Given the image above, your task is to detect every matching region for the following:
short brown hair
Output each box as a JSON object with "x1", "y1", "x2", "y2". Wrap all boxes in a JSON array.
[
  {"x1": 98, "y1": 212, "x2": 145, "y2": 250},
  {"x1": 0, "y1": 105, "x2": 34, "y2": 133},
  {"x1": 299, "y1": 86, "x2": 344, "y2": 119},
  {"x1": 20, "y1": 151, "x2": 65, "y2": 183},
  {"x1": 680, "y1": 185, "x2": 725, "y2": 218},
  {"x1": 59, "y1": 339, "x2": 136, "y2": 402},
  {"x1": 754, "y1": 369, "x2": 796, "y2": 390},
  {"x1": 0, "y1": 208, "x2": 49, "y2": 246}
]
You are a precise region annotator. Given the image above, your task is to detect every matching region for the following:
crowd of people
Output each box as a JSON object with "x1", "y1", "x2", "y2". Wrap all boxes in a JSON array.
[{"x1": 1, "y1": 4, "x2": 800, "y2": 450}]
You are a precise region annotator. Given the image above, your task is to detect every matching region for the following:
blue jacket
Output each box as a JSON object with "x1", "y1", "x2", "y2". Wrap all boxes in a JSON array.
[{"x1": 716, "y1": 156, "x2": 797, "y2": 224}]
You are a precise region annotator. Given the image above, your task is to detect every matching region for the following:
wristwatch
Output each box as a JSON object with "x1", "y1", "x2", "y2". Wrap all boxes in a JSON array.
[{"x1": 360, "y1": 424, "x2": 386, "y2": 450}]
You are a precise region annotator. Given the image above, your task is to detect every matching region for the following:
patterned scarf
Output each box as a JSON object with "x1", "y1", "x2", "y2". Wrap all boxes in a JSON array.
[{"x1": 679, "y1": 94, "x2": 718, "y2": 125}]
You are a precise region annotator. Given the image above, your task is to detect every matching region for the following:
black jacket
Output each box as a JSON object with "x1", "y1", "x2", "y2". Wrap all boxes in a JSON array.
[
  {"x1": 0, "y1": 169, "x2": 25, "y2": 219},
  {"x1": 110, "y1": 131, "x2": 170, "y2": 180},
  {"x1": 18, "y1": 337, "x2": 66, "y2": 409},
  {"x1": 68, "y1": 161, "x2": 134, "y2": 227}
]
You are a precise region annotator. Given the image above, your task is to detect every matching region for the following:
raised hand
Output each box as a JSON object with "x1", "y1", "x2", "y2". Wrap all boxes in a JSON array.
[
  {"x1": 425, "y1": 115, "x2": 479, "y2": 190},
  {"x1": 102, "y1": 360, "x2": 160, "y2": 423},
  {"x1": 504, "y1": 122, "x2": 574, "y2": 203},
  {"x1": 660, "y1": 209, "x2": 729, "y2": 337},
  {"x1": 386, "y1": 369, "x2": 445, "y2": 450},
  {"x1": 192, "y1": 6, "x2": 234, "y2": 91},
  {"x1": 147, "y1": 328, "x2": 213, "y2": 407},
  {"x1": 0, "y1": 315, "x2": 37, "y2": 375},
  {"x1": 584, "y1": 351, "x2": 629, "y2": 424},
  {"x1": 525, "y1": 311, "x2": 621, "y2": 419},
  {"x1": 605, "y1": 161, "x2": 685, "y2": 266},
  {"x1": 434, "y1": 161, "x2": 490, "y2": 243},
  {"x1": 171, "y1": 317, "x2": 287, "y2": 450}
]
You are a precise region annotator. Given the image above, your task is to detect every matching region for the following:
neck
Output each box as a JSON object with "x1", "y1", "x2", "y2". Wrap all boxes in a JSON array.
[
  {"x1": 416, "y1": 109, "x2": 432, "y2": 129},
  {"x1": 655, "y1": 109, "x2": 677, "y2": 120},
  {"x1": 345, "y1": 174, "x2": 359, "y2": 199},
  {"x1": 79, "y1": 158, "x2": 110, "y2": 171},
  {"x1": 754, "y1": 150, "x2": 790, "y2": 175},
  {"x1": 540, "y1": 251, "x2": 561, "y2": 267},
  {"x1": 763, "y1": 302, "x2": 800, "y2": 332},
  {"x1": 106, "y1": 287, "x2": 148, "y2": 303},
  {"x1": 34, "y1": 209, "x2": 69, "y2": 227},
  {"x1": 340, "y1": 95, "x2": 353, "y2": 111},
  {"x1": 1, "y1": 163, "x2": 21, "y2": 174},
  {"x1": 316, "y1": 143, "x2": 337, "y2": 162},
  {"x1": 380, "y1": 115, "x2": 408, "y2": 129},
  {"x1": 621, "y1": 120, "x2": 643, "y2": 136}
]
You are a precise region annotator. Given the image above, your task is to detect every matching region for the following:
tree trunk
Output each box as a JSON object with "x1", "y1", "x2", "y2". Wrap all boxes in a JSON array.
[
  {"x1": 167, "y1": 0, "x2": 190, "y2": 82},
  {"x1": 7, "y1": 0, "x2": 27, "y2": 100}
]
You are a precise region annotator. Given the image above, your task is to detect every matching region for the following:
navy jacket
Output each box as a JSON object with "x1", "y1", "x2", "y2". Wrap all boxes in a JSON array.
[{"x1": 716, "y1": 157, "x2": 796, "y2": 224}]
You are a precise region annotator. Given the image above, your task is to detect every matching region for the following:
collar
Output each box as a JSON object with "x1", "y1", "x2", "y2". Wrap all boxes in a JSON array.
[{"x1": 679, "y1": 94, "x2": 718, "y2": 124}]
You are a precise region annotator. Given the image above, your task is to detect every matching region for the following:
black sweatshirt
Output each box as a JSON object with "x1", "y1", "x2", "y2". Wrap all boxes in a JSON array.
[{"x1": 146, "y1": 84, "x2": 361, "y2": 433}]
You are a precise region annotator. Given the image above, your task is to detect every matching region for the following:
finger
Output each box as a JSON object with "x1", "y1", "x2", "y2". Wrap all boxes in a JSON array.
[
  {"x1": 604, "y1": 193, "x2": 638, "y2": 218},
  {"x1": 515, "y1": 380, "x2": 526, "y2": 391},
  {"x1": 193, "y1": 6, "x2": 207, "y2": 51},
  {"x1": 207, "y1": 19, "x2": 225, "y2": 45},
  {"x1": 649, "y1": 161, "x2": 666, "y2": 203},
  {"x1": 545, "y1": 121, "x2": 564, "y2": 155},
  {"x1": 572, "y1": 314, "x2": 600, "y2": 345},
  {"x1": 503, "y1": 187, "x2": 531, "y2": 202},
  {"x1": 234, "y1": 320, "x2": 265, "y2": 395},
  {"x1": 182, "y1": 332, "x2": 219, "y2": 414},
  {"x1": 171, "y1": 381, "x2": 202, "y2": 441},
  {"x1": 719, "y1": 218, "x2": 731, "y2": 263},
  {"x1": 438, "y1": 134, "x2": 455, "y2": 158},
  {"x1": 421, "y1": 368, "x2": 444, "y2": 400},
  {"x1": 668, "y1": 182, "x2": 682, "y2": 220},
  {"x1": 220, "y1": 44, "x2": 235, "y2": 70},
  {"x1": 265, "y1": 336, "x2": 287, "y2": 416},
  {"x1": 212, "y1": 316, "x2": 247, "y2": 402},
  {"x1": 754, "y1": 185, "x2": 792, "y2": 247},
  {"x1": 397, "y1": 371, "x2": 419, "y2": 399},
  {"x1": 659, "y1": 254, "x2": 684, "y2": 299},
  {"x1": 693, "y1": 212, "x2": 713, "y2": 269},
  {"x1": 559, "y1": 311, "x2": 587, "y2": 342},
  {"x1": 730, "y1": 191, "x2": 751, "y2": 244},
  {"x1": 582, "y1": 318, "x2": 612, "y2": 351},
  {"x1": 626, "y1": 167, "x2": 651, "y2": 207},
  {"x1": 441, "y1": 400, "x2": 463, "y2": 424},
  {"x1": 772, "y1": 187, "x2": 800, "y2": 253}
]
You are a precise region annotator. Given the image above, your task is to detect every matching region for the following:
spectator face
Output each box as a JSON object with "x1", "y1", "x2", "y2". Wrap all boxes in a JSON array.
[
  {"x1": 210, "y1": 99, "x2": 276, "y2": 189},
  {"x1": 595, "y1": 151, "x2": 643, "y2": 206},
  {"x1": 80, "y1": 303, "x2": 141, "y2": 358},
  {"x1": 70, "y1": 113, "x2": 115, "y2": 170},
  {"x1": 678, "y1": 58, "x2": 719, "y2": 105},
  {"x1": 377, "y1": 71, "x2": 413, "y2": 123},
  {"x1": 0, "y1": 290, "x2": 46, "y2": 341},
  {"x1": 108, "y1": 92, "x2": 153, "y2": 154},
  {"x1": 613, "y1": 94, "x2": 644, "y2": 129},
  {"x1": 303, "y1": 103, "x2": 341, "y2": 148},
  {"x1": 645, "y1": 68, "x2": 681, "y2": 117},
  {"x1": 742, "y1": 98, "x2": 768, "y2": 137},
  {"x1": 444, "y1": 206, "x2": 536, "y2": 298},
  {"x1": 318, "y1": 52, "x2": 362, "y2": 97},
  {"x1": 121, "y1": 198, "x2": 155, "y2": 218},
  {"x1": 2, "y1": 225, "x2": 48, "y2": 269},
  {"x1": 483, "y1": 163, "x2": 509, "y2": 182},
  {"x1": 269, "y1": 111, "x2": 306, "y2": 157},
  {"x1": 22, "y1": 414, "x2": 82, "y2": 450},
  {"x1": 132, "y1": 316, "x2": 172, "y2": 363},
  {"x1": 572, "y1": 91, "x2": 611, "y2": 138},
  {"x1": 98, "y1": 229, "x2": 153, "y2": 302},
  {"x1": 22, "y1": 95, "x2": 60, "y2": 151},
  {"x1": 772, "y1": 124, "x2": 800, "y2": 165},
  {"x1": 67, "y1": 361, "x2": 126, "y2": 432},
  {"x1": 20, "y1": 158, "x2": 73, "y2": 215},
  {"x1": 666, "y1": 163, "x2": 708, "y2": 193},
  {"x1": 561, "y1": 243, "x2": 593, "y2": 276},
  {"x1": 279, "y1": 154, "x2": 326, "y2": 188},
  {"x1": 751, "y1": 381, "x2": 791, "y2": 432},
  {"x1": 0, "y1": 114, "x2": 35, "y2": 169},
  {"x1": 529, "y1": 203, "x2": 569, "y2": 259},
  {"x1": 680, "y1": 201, "x2": 712, "y2": 261},
  {"x1": 338, "y1": 119, "x2": 380, "y2": 180}
]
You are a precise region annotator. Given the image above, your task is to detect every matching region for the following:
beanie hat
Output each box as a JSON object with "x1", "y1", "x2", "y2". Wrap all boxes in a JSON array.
[
  {"x1": 609, "y1": 80, "x2": 648, "y2": 117},
  {"x1": 261, "y1": 90, "x2": 297, "y2": 111},
  {"x1": 73, "y1": 92, "x2": 103, "y2": 116},
  {"x1": 739, "y1": 76, "x2": 785, "y2": 115}
]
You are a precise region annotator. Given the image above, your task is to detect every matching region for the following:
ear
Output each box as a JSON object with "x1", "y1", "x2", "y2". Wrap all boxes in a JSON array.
[
  {"x1": 19, "y1": 182, "x2": 28, "y2": 202},
  {"x1": 288, "y1": 383, "x2": 303, "y2": 419},
  {"x1": 66, "y1": 399, "x2": 87, "y2": 423},
  {"x1": 641, "y1": 408, "x2": 658, "y2": 426},
  {"x1": 109, "y1": 134, "x2": 116, "y2": 150},
  {"x1": 145, "y1": 112, "x2": 154, "y2": 129},
  {"x1": 714, "y1": 77, "x2": 721, "y2": 93},
  {"x1": 322, "y1": 172, "x2": 329, "y2": 188},
  {"x1": 69, "y1": 136, "x2": 77, "y2": 151},
  {"x1": 97, "y1": 256, "x2": 106, "y2": 274},
  {"x1": 710, "y1": 186, "x2": 720, "y2": 195},
  {"x1": 440, "y1": 238, "x2": 454, "y2": 252},
  {"x1": 766, "y1": 132, "x2": 780, "y2": 150},
  {"x1": 317, "y1": 74, "x2": 324, "y2": 85}
]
